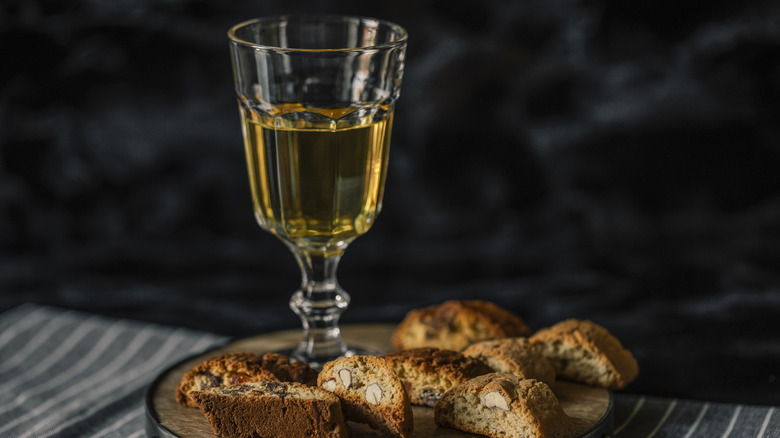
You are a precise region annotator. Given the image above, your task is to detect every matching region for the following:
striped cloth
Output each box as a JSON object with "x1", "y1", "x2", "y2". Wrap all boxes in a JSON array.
[
  {"x1": 0, "y1": 304, "x2": 228, "y2": 438},
  {"x1": 0, "y1": 304, "x2": 778, "y2": 438},
  {"x1": 613, "y1": 395, "x2": 777, "y2": 438}
]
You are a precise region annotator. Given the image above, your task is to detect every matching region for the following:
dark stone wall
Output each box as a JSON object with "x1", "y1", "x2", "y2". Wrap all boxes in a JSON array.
[{"x1": 2, "y1": 0, "x2": 779, "y2": 404}]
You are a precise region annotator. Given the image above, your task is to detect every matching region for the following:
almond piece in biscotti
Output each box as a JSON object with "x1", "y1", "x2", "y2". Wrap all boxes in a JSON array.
[
  {"x1": 365, "y1": 383, "x2": 383, "y2": 405},
  {"x1": 338, "y1": 368, "x2": 352, "y2": 389}
]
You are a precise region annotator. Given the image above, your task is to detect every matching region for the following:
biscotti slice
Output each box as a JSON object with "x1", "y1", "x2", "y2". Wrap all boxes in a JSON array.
[
  {"x1": 462, "y1": 338, "x2": 556, "y2": 385},
  {"x1": 318, "y1": 355, "x2": 413, "y2": 438},
  {"x1": 190, "y1": 381, "x2": 351, "y2": 438},
  {"x1": 176, "y1": 352, "x2": 318, "y2": 407},
  {"x1": 434, "y1": 373, "x2": 577, "y2": 438},
  {"x1": 392, "y1": 300, "x2": 531, "y2": 351},
  {"x1": 530, "y1": 319, "x2": 639, "y2": 389},
  {"x1": 383, "y1": 347, "x2": 493, "y2": 407}
]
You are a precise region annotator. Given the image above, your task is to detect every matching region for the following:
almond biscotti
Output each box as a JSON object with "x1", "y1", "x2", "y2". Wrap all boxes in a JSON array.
[
  {"x1": 462, "y1": 337, "x2": 556, "y2": 385},
  {"x1": 383, "y1": 347, "x2": 493, "y2": 407},
  {"x1": 176, "y1": 352, "x2": 318, "y2": 407},
  {"x1": 392, "y1": 300, "x2": 532, "y2": 351},
  {"x1": 318, "y1": 355, "x2": 413, "y2": 438},
  {"x1": 434, "y1": 373, "x2": 577, "y2": 438},
  {"x1": 530, "y1": 319, "x2": 639, "y2": 389},
  {"x1": 190, "y1": 381, "x2": 351, "y2": 438}
]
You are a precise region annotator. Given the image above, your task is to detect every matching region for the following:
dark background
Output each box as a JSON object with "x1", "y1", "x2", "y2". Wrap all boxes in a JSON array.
[{"x1": 1, "y1": 0, "x2": 779, "y2": 405}]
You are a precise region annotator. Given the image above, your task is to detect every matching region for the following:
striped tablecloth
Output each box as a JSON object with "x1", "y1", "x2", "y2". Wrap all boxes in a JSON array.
[{"x1": 0, "y1": 304, "x2": 777, "y2": 438}]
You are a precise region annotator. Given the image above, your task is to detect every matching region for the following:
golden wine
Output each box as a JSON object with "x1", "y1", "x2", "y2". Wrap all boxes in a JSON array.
[{"x1": 240, "y1": 104, "x2": 394, "y2": 255}]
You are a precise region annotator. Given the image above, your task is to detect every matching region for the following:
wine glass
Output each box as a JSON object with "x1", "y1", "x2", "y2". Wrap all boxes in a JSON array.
[{"x1": 228, "y1": 15, "x2": 407, "y2": 367}]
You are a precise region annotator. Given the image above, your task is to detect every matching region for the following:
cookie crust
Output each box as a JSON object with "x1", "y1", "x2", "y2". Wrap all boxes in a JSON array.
[
  {"x1": 392, "y1": 300, "x2": 531, "y2": 352},
  {"x1": 318, "y1": 355, "x2": 413, "y2": 438},
  {"x1": 190, "y1": 381, "x2": 351, "y2": 438},
  {"x1": 530, "y1": 319, "x2": 639, "y2": 389},
  {"x1": 462, "y1": 337, "x2": 556, "y2": 385},
  {"x1": 434, "y1": 373, "x2": 577, "y2": 438},
  {"x1": 176, "y1": 352, "x2": 318, "y2": 407},
  {"x1": 383, "y1": 347, "x2": 493, "y2": 407}
]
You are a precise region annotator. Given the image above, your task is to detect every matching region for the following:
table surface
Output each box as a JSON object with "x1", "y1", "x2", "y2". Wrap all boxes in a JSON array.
[{"x1": 0, "y1": 304, "x2": 778, "y2": 438}]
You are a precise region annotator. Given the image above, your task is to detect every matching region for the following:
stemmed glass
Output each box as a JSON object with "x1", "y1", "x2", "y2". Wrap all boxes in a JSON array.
[{"x1": 228, "y1": 15, "x2": 407, "y2": 367}]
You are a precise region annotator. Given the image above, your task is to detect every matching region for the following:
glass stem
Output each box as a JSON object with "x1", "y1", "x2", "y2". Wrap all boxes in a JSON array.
[{"x1": 288, "y1": 248, "x2": 350, "y2": 366}]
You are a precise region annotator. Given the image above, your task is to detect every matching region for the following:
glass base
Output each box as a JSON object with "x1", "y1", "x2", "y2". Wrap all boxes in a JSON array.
[{"x1": 275, "y1": 344, "x2": 384, "y2": 370}]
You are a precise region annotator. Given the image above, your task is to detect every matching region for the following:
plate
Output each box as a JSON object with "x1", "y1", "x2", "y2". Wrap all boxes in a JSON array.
[{"x1": 145, "y1": 324, "x2": 613, "y2": 437}]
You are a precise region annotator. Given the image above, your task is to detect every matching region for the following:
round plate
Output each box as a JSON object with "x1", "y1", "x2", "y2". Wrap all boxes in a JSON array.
[{"x1": 145, "y1": 324, "x2": 614, "y2": 438}]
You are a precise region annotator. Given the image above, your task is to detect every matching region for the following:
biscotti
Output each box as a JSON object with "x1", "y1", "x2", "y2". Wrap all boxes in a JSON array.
[
  {"x1": 462, "y1": 337, "x2": 556, "y2": 385},
  {"x1": 318, "y1": 355, "x2": 413, "y2": 438},
  {"x1": 176, "y1": 352, "x2": 318, "y2": 407},
  {"x1": 434, "y1": 373, "x2": 577, "y2": 438},
  {"x1": 190, "y1": 381, "x2": 351, "y2": 438},
  {"x1": 530, "y1": 319, "x2": 639, "y2": 389},
  {"x1": 392, "y1": 300, "x2": 532, "y2": 351},
  {"x1": 383, "y1": 347, "x2": 494, "y2": 407}
]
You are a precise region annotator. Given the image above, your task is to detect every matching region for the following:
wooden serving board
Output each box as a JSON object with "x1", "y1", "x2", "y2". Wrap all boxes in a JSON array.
[{"x1": 146, "y1": 325, "x2": 613, "y2": 438}]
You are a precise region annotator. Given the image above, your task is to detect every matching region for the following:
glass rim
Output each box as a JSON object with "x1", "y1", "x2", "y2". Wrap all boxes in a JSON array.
[{"x1": 227, "y1": 14, "x2": 408, "y2": 53}]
